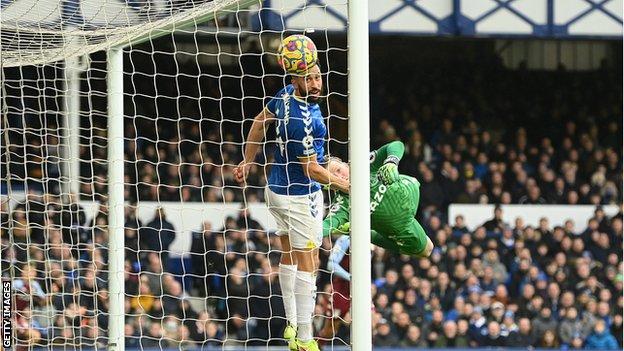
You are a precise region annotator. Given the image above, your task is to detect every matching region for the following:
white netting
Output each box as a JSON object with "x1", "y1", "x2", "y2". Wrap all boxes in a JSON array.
[
  {"x1": 0, "y1": 0, "x2": 257, "y2": 67},
  {"x1": 1, "y1": 0, "x2": 351, "y2": 348}
]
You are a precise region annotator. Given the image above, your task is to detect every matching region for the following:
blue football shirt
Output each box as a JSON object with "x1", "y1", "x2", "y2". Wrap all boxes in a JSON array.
[{"x1": 266, "y1": 84, "x2": 326, "y2": 195}]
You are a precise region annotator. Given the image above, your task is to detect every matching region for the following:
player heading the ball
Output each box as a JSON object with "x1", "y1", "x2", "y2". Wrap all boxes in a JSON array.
[{"x1": 234, "y1": 41, "x2": 348, "y2": 351}]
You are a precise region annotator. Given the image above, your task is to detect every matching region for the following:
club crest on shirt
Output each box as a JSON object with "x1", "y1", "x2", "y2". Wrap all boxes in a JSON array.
[{"x1": 302, "y1": 135, "x2": 314, "y2": 149}]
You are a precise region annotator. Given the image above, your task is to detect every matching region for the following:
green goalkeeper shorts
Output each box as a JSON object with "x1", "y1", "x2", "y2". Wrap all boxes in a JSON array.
[
  {"x1": 379, "y1": 219, "x2": 428, "y2": 256},
  {"x1": 323, "y1": 195, "x2": 429, "y2": 256}
]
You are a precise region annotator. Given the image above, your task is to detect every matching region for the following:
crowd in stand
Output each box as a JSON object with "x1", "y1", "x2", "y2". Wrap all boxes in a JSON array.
[
  {"x1": 368, "y1": 205, "x2": 623, "y2": 348},
  {"x1": 89, "y1": 62, "x2": 624, "y2": 211},
  {"x1": 2, "y1": 191, "x2": 623, "y2": 349},
  {"x1": 4, "y1": 41, "x2": 621, "y2": 212}
]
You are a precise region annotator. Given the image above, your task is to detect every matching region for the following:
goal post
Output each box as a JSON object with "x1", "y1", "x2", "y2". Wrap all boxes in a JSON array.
[
  {"x1": 347, "y1": 0, "x2": 372, "y2": 349},
  {"x1": 101, "y1": 2, "x2": 264, "y2": 349},
  {"x1": 99, "y1": 2, "x2": 263, "y2": 349},
  {"x1": 106, "y1": 46, "x2": 125, "y2": 351}
]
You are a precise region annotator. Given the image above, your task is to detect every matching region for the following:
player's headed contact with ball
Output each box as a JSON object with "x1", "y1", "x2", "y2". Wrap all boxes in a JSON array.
[{"x1": 277, "y1": 34, "x2": 319, "y2": 76}]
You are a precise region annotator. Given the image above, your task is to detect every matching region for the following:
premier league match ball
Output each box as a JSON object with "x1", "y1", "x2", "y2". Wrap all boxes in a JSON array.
[{"x1": 277, "y1": 34, "x2": 318, "y2": 75}]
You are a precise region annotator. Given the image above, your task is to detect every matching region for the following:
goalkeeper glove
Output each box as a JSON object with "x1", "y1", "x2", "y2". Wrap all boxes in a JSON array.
[
  {"x1": 377, "y1": 155, "x2": 400, "y2": 185},
  {"x1": 334, "y1": 222, "x2": 351, "y2": 234}
]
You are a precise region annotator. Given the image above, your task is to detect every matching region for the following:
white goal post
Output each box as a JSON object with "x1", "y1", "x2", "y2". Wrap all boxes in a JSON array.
[
  {"x1": 1, "y1": 0, "x2": 371, "y2": 349},
  {"x1": 347, "y1": 1, "x2": 372, "y2": 350}
]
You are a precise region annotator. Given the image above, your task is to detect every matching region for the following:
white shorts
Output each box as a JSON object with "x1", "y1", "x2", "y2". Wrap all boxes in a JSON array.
[{"x1": 265, "y1": 188, "x2": 324, "y2": 249}]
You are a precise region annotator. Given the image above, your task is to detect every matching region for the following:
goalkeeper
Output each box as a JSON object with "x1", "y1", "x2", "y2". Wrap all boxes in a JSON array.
[{"x1": 324, "y1": 141, "x2": 433, "y2": 257}]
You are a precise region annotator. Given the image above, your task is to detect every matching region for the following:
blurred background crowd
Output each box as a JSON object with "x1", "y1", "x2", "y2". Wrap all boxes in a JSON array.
[
  {"x1": 3, "y1": 41, "x2": 621, "y2": 213},
  {"x1": 3, "y1": 193, "x2": 623, "y2": 348}
]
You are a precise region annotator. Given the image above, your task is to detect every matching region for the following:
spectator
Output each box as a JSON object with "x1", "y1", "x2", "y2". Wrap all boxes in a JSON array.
[
  {"x1": 506, "y1": 317, "x2": 536, "y2": 347},
  {"x1": 483, "y1": 321, "x2": 506, "y2": 347},
  {"x1": 162, "y1": 279, "x2": 186, "y2": 316},
  {"x1": 434, "y1": 320, "x2": 469, "y2": 347},
  {"x1": 452, "y1": 215, "x2": 470, "y2": 236},
  {"x1": 483, "y1": 250, "x2": 509, "y2": 283},
  {"x1": 378, "y1": 270, "x2": 400, "y2": 299},
  {"x1": 140, "y1": 207, "x2": 176, "y2": 271},
  {"x1": 585, "y1": 320, "x2": 619, "y2": 350},
  {"x1": 519, "y1": 185, "x2": 547, "y2": 204},
  {"x1": 570, "y1": 336, "x2": 585, "y2": 349},
  {"x1": 373, "y1": 319, "x2": 400, "y2": 346},
  {"x1": 446, "y1": 296, "x2": 464, "y2": 322},
  {"x1": 375, "y1": 293, "x2": 392, "y2": 320},
  {"x1": 188, "y1": 310, "x2": 219, "y2": 344},
  {"x1": 139, "y1": 323, "x2": 160, "y2": 348},
  {"x1": 226, "y1": 267, "x2": 250, "y2": 318},
  {"x1": 540, "y1": 329, "x2": 561, "y2": 348},
  {"x1": 125, "y1": 202, "x2": 143, "y2": 229},
  {"x1": 420, "y1": 168, "x2": 445, "y2": 212},
  {"x1": 124, "y1": 324, "x2": 140, "y2": 348},
  {"x1": 422, "y1": 309, "x2": 445, "y2": 346},
  {"x1": 468, "y1": 307, "x2": 488, "y2": 345},
  {"x1": 456, "y1": 319, "x2": 471, "y2": 346},
  {"x1": 482, "y1": 206, "x2": 507, "y2": 233},
  {"x1": 480, "y1": 266, "x2": 498, "y2": 294},
  {"x1": 434, "y1": 272, "x2": 456, "y2": 311},
  {"x1": 500, "y1": 310, "x2": 518, "y2": 336},
  {"x1": 226, "y1": 314, "x2": 249, "y2": 341},
  {"x1": 532, "y1": 307, "x2": 558, "y2": 339},
  {"x1": 130, "y1": 282, "x2": 155, "y2": 313},
  {"x1": 400, "y1": 325, "x2": 427, "y2": 347},
  {"x1": 559, "y1": 307, "x2": 590, "y2": 346},
  {"x1": 403, "y1": 288, "x2": 424, "y2": 323},
  {"x1": 611, "y1": 314, "x2": 623, "y2": 347},
  {"x1": 13, "y1": 265, "x2": 46, "y2": 312},
  {"x1": 393, "y1": 312, "x2": 412, "y2": 340},
  {"x1": 15, "y1": 307, "x2": 43, "y2": 347},
  {"x1": 441, "y1": 163, "x2": 464, "y2": 205},
  {"x1": 456, "y1": 179, "x2": 482, "y2": 204},
  {"x1": 248, "y1": 263, "x2": 286, "y2": 344},
  {"x1": 235, "y1": 205, "x2": 263, "y2": 232},
  {"x1": 195, "y1": 320, "x2": 224, "y2": 347},
  {"x1": 190, "y1": 221, "x2": 215, "y2": 292}
]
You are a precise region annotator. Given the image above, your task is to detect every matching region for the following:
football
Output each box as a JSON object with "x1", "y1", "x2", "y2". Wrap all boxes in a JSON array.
[{"x1": 277, "y1": 34, "x2": 318, "y2": 75}]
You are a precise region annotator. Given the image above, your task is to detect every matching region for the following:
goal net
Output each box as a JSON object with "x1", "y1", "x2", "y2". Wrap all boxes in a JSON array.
[{"x1": 1, "y1": 0, "x2": 356, "y2": 349}]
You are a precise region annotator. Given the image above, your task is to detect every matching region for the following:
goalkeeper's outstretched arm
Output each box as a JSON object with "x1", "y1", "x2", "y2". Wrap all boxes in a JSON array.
[
  {"x1": 372, "y1": 141, "x2": 405, "y2": 185},
  {"x1": 370, "y1": 140, "x2": 405, "y2": 171}
]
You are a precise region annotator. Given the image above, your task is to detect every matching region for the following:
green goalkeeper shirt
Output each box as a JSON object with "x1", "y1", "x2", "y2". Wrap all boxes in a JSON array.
[{"x1": 324, "y1": 141, "x2": 421, "y2": 236}]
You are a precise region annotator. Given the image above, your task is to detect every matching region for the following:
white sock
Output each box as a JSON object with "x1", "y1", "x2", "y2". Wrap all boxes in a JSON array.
[
  {"x1": 279, "y1": 263, "x2": 298, "y2": 328},
  {"x1": 294, "y1": 270, "x2": 316, "y2": 342}
]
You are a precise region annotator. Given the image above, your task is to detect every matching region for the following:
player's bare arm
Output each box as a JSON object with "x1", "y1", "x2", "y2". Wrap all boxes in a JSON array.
[
  {"x1": 234, "y1": 107, "x2": 276, "y2": 183},
  {"x1": 299, "y1": 154, "x2": 350, "y2": 193}
]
